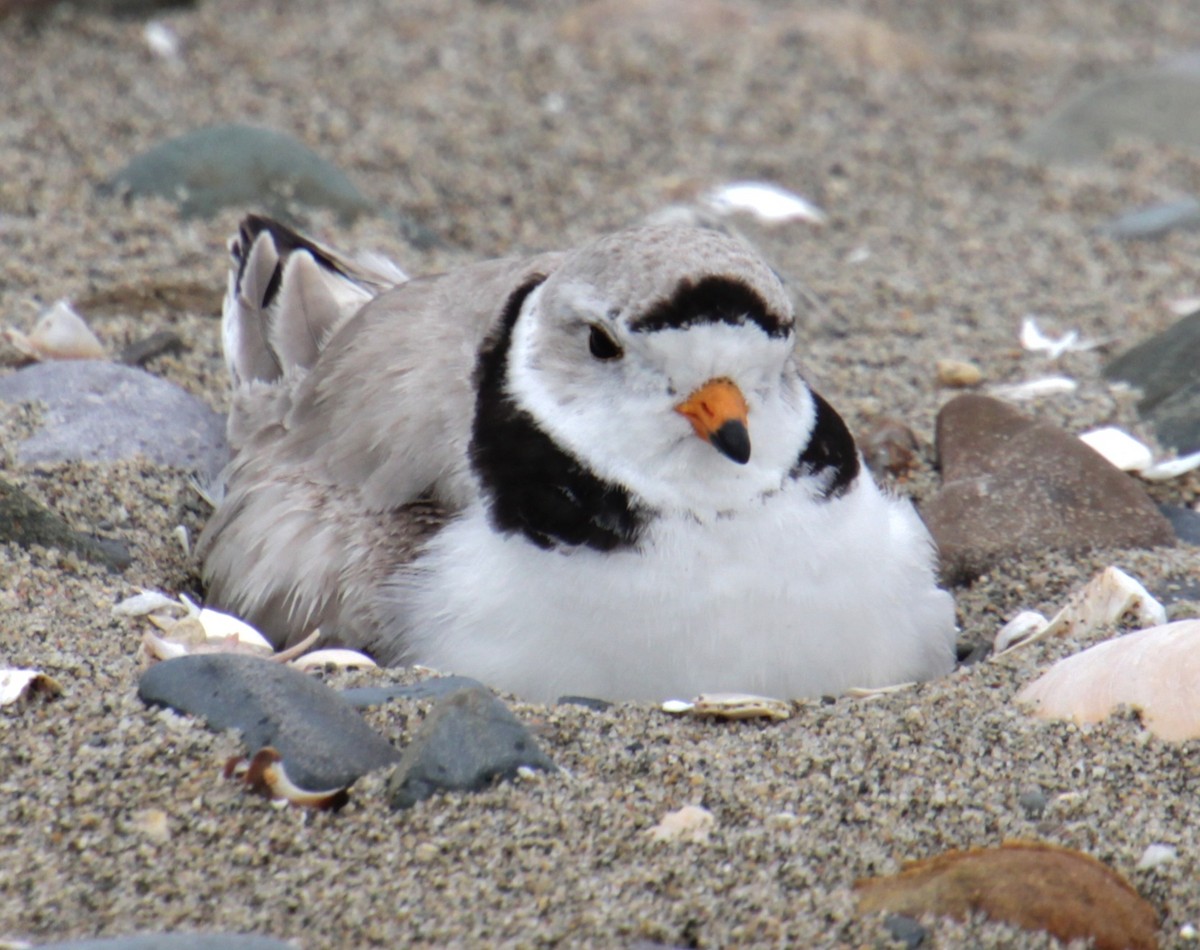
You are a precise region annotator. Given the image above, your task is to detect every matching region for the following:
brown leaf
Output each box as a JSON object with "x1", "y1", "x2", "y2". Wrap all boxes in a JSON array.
[{"x1": 855, "y1": 841, "x2": 1158, "y2": 950}]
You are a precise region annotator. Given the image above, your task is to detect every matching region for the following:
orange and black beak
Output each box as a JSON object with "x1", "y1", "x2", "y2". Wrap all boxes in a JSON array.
[{"x1": 674, "y1": 377, "x2": 751, "y2": 464}]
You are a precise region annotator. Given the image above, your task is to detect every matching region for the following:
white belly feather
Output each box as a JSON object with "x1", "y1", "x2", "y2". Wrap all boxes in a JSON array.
[{"x1": 395, "y1": 476, "x2": 956, "y2": 702}]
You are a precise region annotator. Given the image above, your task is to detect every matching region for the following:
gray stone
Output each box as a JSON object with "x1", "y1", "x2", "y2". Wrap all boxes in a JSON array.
[
  {"x1": 139, "y1": 654, "x2": 401, "y2": 791},
  {"x1": 0, "y1": 476, "x2": 130, "y2": 570},
  {"x1": 386, "y1": 685, "x2": 556, "y2": 810},
  {"x1": 0, "y1": 360, "x2": 228, "y2": 478},
  {"x1": 1018, "y1": 788, "x2": 1048, "y2": 820},
  {"x1": 1022, "y1": 59, "x2": 1200, "y2": 164},
  {"x1": 102, "y1": 124, "x2": 374, "y2": 222},
  {"x1": 1100, "y1": 196, "x2": 1200, "y2": 240},
  {"x1": 1104, "y1": 311, "x2": 1200, "y2": 454},
  {"x1": 922, "y1": 395, "x2": 1174, "y2": 582}
]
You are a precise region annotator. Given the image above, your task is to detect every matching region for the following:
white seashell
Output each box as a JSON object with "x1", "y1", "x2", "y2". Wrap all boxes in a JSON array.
[
  {"x1": 1015, "y1": 619, "x2": 1200, "y2": 741},
  {"x1": 989, "y1": 376, "x2": 1078, "y2": 400},
  {"x1": 193, "y1": 607, "x2": 274, "y2": 649},
  {"x1": 845, "y1": 246, "x2": 871, "y2": 265},
  {"x1": 290, "y1": 648, "x2": 377, "y2": 671},
  {"x1": 1166, "y1": 296, "x2": 1200, "y2": 317},
  {"x1": 1135, "y1": 843, "x2": 1179, "y2": 871},
  {"x1": 844, "y1": 681, "x2": 917, "y2": 699},
  {"x1": 994, "y1": 611, "x2": 1049, "y2": 653},
  {"x1": 143, "y1": 21, "x2": 181, "y2": 62},
  {"x1": 113, "y1": 589, "x2": 186, "y2": 618},
  {"x1": 1018, "y1": 316, "x2": 1101, "y2": 359},
  {"x1": 3, "y1": 299, "x2": 106, "y2": 361},
  {"x1": 995, "y1": 567, "x2": 1165, "y2": 657},
  {"x1": 0, "y1": 668, "x2": 63, "y2": 706},
  {"x1": 1078, "y1": 427, "x2": 1155, "y2": 472},
  {"x1": 1138, "y1": 450, "x2": 1200, "y2": 481},
  {"x1": 645, "y1": 804, "x2": 715, "y2": 843},
  {"x1": 662, "y1": 692, "x2": 792, "y2": 720},
  {"x1": 702, "y1": 181, "x2": 827, "y2": 225}
]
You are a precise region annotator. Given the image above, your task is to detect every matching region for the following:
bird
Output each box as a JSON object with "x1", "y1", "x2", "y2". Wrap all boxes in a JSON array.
[{"x1": 198, "y1": 215, "x2": 957, "y2": 702}]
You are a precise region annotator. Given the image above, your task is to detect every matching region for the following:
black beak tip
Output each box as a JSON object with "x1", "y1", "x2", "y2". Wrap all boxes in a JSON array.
[{"x1": 711, "y1": 420, "x2": 751, "y2": 465}]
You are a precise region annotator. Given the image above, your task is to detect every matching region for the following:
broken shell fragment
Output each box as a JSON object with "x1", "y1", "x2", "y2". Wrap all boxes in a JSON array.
[
  {"x1": 989, "y1": 376, "x2": 1078, "y2": 400},
  {"x1": 1015, "y1": 619, "x2": 1200, "y2": 741},
  {"x1": 994, "y1": 566, "x2": 1165, "y2": 656},
  {"x1": 1079, "y1": 427, "x2": 1155, "y2": 472},
  {"x1": 645, "y1": 804, "x2": 715, "y2": 843},
  {"x1": 290, "y1": 649, "x2": 377, "y2": 672},
  {"x1": 702, "y1": 181, "x2": 826, "y2": 225},
  {"x1": 224, "y1": 748, "x2": 349, "y2": 810},
  {"x1": 0, "y1": 668, "x2": 63, "y2": 706},
  {"x1": 3, "y1": 299, "x2": 106, "y2": 361},
  {"x1": 994, "y1": 611, "x2": 1050, "y2": 654},
  {"x1": 661, "y1": 692, "x2": 792, "y2": 721}
]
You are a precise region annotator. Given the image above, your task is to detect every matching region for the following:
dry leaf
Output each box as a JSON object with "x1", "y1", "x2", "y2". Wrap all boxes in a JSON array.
[
  {"x1": 856, "y1": 841, "x2": 1159, "y2": 950},
  {"x1": 1015, "y1": 620, "x2": 1200, "y2": 741}
]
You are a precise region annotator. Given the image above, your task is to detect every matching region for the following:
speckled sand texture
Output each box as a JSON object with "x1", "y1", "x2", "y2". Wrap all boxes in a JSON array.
[{"x1": 2, "y1": 1, "x2": 1200, "y2": 946}]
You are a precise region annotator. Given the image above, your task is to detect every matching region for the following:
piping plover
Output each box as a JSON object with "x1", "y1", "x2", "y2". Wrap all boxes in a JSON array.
[{"x1": 199, "y1": 217, "x2": 956, "y2": 701}]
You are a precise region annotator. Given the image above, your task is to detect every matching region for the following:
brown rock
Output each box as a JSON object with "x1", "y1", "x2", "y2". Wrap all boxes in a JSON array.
[
  {"x1": 923, "y1": 395, "x2": 1174, "y2": 582},
  {"x1": 856, "y1": 841, "x2": 1159, "y2": 950}
]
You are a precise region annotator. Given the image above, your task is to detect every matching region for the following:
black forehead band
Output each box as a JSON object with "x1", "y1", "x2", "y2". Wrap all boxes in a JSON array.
[{"x1": 627, "y1": 275, "x2": 791, "y2": 339}]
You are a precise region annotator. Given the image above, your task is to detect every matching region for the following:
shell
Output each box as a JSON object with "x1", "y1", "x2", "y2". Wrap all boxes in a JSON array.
[
  {"x1": 994, "y1": 566, "x2": 1165, "y2": 656},
  {"x1": 994, "y1": 611, "x2": 1049, "y2": 653},
  {"x1": 702, "y1": 181, "x2": 826, "y2": 225},
  {"x1": 1018, "y1": 316, "x2": 1101, "y2": 359},
  {"x1": 1139, "y1": 449, "x2": 1200, "y2": 481},
  {"x1": 662, "y1": 692, "x2": 792, "y2": 721},
  {"x1": 224, "y1": 748, "x2": 349, "y2": 810},
  {"x1": 844, "y1": 681, "x2": 917, "y2": 699},
  {"x1": 989, "y1": 376, "x2": 1078, "y2": 400},
  {"x1": 0, "y1": 669, "x2": 63, "y2": 706},
  {"x1": 3, "y1": 299, "x2": 106, "y2": 361},
  {"x1": 1078, "y1": 427, "x2": 1155, "y2": 472},
  {"x1": 1015, "y1": 619, "x2": 1200, "y2": 741},
  {"x1": 290, "y1": 648, "x2": 378, "y2": 671}
]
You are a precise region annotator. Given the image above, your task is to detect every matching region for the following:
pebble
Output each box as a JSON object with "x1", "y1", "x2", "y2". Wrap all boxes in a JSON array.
[
  {"x1": 1105, "y1": 310, "x2": 1200, "y2": 454},
  {"x1": 102, "y1": 123, "x2": 375, "y2": 222},
  {"x1": 138, "y1": 654, "x2": 401, "y2": 792},
  {"x1": 859, "y1": 417, "x2": 920, "y2": 479},
  {"x1": 922, "y1": 395, "x2": 1174, "y2": 581},
  {"x1": 0, "y1": 476, "x2": 131, "y2": 570},
  {"x1": 385, "y1": 685, "x2": 556, "y2": 810},
  {"x1": 1135, "y1": 843, "x2": 1178, "y2": 871},
  {"x1": 1101, "y1": 196, "x2": 1200, "y2": 239},
  {"x1": 883, "y1": 913, "x2": 929, "y2": 948},
  {"x1": 0, "y1": 360, "x2": 229, "y2": 479},
  {"x1": 935, "y1": 358, "x2": 983, "y2": 388},
  {"x1": 1017, "y1": 788, "x2": 1048, "y2": 819}
]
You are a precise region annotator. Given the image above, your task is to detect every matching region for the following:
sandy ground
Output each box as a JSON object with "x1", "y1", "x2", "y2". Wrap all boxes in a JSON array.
[{"x1": 2, "y1": 0, "x2": 1200, "y2": 946}]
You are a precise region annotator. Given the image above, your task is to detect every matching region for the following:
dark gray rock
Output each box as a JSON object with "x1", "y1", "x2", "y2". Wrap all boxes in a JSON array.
[
  {"x1": 1021, "y1": 58, "x2": 1200, "y2": 163},
  {"x1": 0, "y1": 476, "x2": 130, "y2": 570},
  {"x1": 386, "y1": 685, "x2": 556, "y2": 810},
  {"x1": 883, "y1": 913, "x2": 928, "y2": 949},
  {"x1": 102, "y1": 124, "x2": 374, "y2": 222},
  {"x1": 1100, "y1": 197, "x2": 1200, "y2": 239},
  {"x1": 1104, "y1": 311, "x2": 1200, "y2": 454},
  {"x1": 1018, "y1": 788, "x2": 1048, "y2": 820},
  {"x1": 38, "y1": 936, "x2": 291, "y2": 950},
  {"x1": 0, "y1": 360, "x2": 228, "y2": 478},
  {"x1": 922, "y1": 395, "x2": 1174, "y2": 582},
  {"x1": 1160, "y1": 504, "x2": 1200, "y2": 546},
  {"x1": 139, "y1": 654, "x2": 401, "y2": 791}
]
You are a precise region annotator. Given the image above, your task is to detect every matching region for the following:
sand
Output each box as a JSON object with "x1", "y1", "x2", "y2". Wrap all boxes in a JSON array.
[{"x1": 2, "y1": 0, "x2": 1199, "y2": 946}]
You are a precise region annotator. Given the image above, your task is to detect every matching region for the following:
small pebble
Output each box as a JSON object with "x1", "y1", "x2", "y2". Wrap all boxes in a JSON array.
[
  {"x1": 935, "y1": 358, "x2": 983, "y2": 388},
  {"x1": 883, "y1": 913, "x2": 928, "y2": 948},
  {"x1": 1017, "y1": 788, "x2": 1047, "y2": 819}
]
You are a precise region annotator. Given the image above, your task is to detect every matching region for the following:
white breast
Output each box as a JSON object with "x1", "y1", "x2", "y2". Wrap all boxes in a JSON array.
[{"x1": 390, "y1": 475, "x2": 956, "y2": 702}]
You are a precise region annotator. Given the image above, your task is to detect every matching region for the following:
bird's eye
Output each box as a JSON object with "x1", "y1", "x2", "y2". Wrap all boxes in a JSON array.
[{"x1": 588, "y1": 324, "x2": 623, "y2": 361}]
